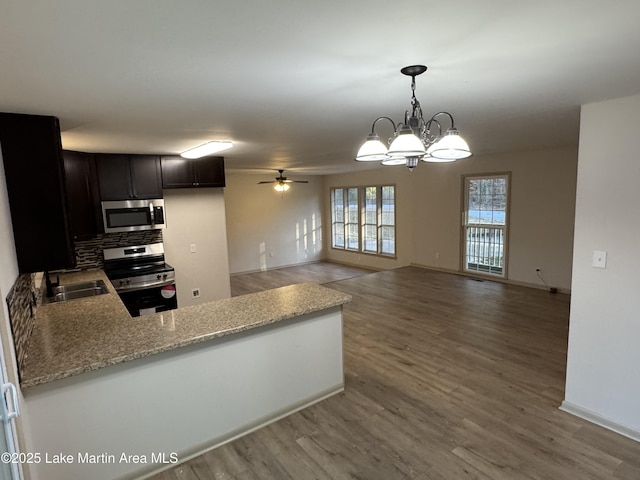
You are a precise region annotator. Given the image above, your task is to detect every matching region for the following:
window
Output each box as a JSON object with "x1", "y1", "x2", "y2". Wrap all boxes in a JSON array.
[
  {"x1": 331, "y1": 188, "x2": 345, "y2": 248},
  {"x1": 362, "y1": 187, "x2": 377, "y2": 253},
  {"x1": 331, "y1": 185, "x2": 395, "y2": 257},
  {"x1": 462, "y1": 174, "x2": 509, "y2": 276},
  {"x1": 380, "y1": 186, "x2": 395, "y2": 255},
  {"x1": 345, "y1": 187, "x2": 359, "y2": 250}
]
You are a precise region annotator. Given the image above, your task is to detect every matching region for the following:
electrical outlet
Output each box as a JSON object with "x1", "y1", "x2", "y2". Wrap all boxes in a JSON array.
[
  {"x1": 190, "y1": 243, "x2": 197, "y2": 253},
  {"x1": 192, "y1": 288, "x2": 200, "y2": 298}
]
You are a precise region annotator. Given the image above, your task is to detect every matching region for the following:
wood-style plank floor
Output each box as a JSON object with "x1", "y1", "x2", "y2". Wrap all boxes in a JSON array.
[
  {"x1": 229, "y1": 262, "x2": 376, "y2": 297},
  {"x1": 149, "y1": 265, "x2": 640, "y2": 480}
]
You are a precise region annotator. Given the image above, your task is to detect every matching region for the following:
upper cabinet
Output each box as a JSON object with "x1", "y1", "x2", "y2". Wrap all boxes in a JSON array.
[
  {"x1": 63, "y1": 151, "x2": 102, "y2": 240},
  {"x1": 96, "y1": 154, "x2": 162, "y2": 200},
  {"x1": 161, "y1": 156, "x2": 225, "y2": 188},
  {"x1": 0, "y1": 112, "x2": 75, "y2": 273}
]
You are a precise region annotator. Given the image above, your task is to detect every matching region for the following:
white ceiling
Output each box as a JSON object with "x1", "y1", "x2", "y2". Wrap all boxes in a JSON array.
[{"x1": 2, "y1": 1, "x2": 640, "y2": 175}]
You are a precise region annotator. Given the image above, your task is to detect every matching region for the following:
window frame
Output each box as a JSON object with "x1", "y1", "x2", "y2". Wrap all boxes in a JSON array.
[
  {"x1": 460, "y1": 173, "x2": 510, "y2": 278},
  {"x1": 331, "y1": 184, "x2": 396, "y2": 258}
]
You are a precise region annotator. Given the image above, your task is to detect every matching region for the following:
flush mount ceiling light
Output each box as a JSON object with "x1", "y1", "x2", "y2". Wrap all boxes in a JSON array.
[
  {"x1": 180, "y1": 140, "x2": 233, "y2": 159},
  {"x1": 356, "y1": 65, "x2": 472, "y2": 170}
]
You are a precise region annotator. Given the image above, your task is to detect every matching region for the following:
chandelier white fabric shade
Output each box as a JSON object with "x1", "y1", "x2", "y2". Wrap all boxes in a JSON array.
[
  {"x1": 424, "y1": 128, "x2": 472, "y2": 161},
  {"x1": 387, "y1": 126, "x2": 427, "y2": 157},
  {"x1": 355, "y1": 65, "x2": 471, "y2": 169},
  {"x1": 355, "y1": 133, "x2": 389, "y2": 161},
  {"x1": 381, "y1": 157, "x2": 409, "y2": 166}
]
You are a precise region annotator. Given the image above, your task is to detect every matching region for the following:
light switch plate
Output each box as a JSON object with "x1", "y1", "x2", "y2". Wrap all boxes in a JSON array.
[{"x1": 592, "y1": 250, "x2": 607, "y2": 269}]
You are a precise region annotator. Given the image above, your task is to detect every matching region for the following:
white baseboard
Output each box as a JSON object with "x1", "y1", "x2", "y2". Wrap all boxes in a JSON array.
[{"x1": 560, "y1": 401, "x2": 640, "y2": 443}]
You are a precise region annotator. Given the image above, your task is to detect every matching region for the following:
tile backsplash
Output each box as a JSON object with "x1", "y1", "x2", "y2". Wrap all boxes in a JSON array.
[
  {"x1": 6, "y1": 273, "x2": 38, "y2": 375},
  {"x1": 75, "y1": 230, "x2": 163, "y2": 269}
]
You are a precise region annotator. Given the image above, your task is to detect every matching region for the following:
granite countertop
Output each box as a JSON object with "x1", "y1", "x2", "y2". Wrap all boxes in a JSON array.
[{"x1": 21, "y1": 270, "x2": 351, "y2": 388}]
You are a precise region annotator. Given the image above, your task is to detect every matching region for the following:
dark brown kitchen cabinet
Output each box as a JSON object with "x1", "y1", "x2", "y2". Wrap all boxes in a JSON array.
[
  {"x1": 160, "y1": 155, "x2": 225, "y2": 188},
  {"x1": 63, "y1": 151, "x2": 102, "y2": 240},
  {"x1": 96, "y1": 154, "x2": 162, "y2": 200},
  {"x1": 0, "y1": 112, "x2": 75, "y2": 273}
]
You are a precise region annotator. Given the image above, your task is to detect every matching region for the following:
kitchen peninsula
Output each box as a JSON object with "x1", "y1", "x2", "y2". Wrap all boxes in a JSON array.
[{"x1": 20, "y1": 270, "x2": 351, "y2": 480}]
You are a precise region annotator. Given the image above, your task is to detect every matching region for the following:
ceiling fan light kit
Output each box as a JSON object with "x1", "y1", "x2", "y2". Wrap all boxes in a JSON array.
[
  {"x1": 356, "y1": 65, "x2": 472, "y2": 170},
  {"x1": 258, "y1": 169, "x2": 308, "y2": 193},
  {"x1": 274, "y1": 182, "x2": 290, "y2": 192}
]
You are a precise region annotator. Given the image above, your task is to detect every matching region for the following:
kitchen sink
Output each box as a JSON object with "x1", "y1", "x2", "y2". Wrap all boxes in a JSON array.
[{"x1": 43, "y1": 279, "x2": 109, "y2": 304}]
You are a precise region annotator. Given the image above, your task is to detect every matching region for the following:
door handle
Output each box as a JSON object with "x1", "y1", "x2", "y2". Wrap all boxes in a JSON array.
[{"x1": 1, "y1": 382, "x2": 20, "y2": 421}]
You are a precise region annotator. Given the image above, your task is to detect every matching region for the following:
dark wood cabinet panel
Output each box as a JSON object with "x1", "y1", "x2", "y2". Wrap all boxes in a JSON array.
[
  {"x1": 160, "y1": 156, "x2": 194, "y2": 188},
  {"x1": 161, "y1": 155, "x2": 225, "y2": 188},
  {"x1": 96, "y1": 154, "x2": 132, "y2": 200},
  {"x1": 63, "y1": 151, "x2": 101, "y2": 240},
  {"x1": 96, "y1": 154, "x2": 162, "y2": 200},
  {"x1": 194, "y1": 156, "x2": 225, "y2": 187},
  {"x1": 129, "y1": 155, "x2": 163, "y2": 198},
  {"x1": 0, "y1": 112, "x2": 75, "y2": 273}
]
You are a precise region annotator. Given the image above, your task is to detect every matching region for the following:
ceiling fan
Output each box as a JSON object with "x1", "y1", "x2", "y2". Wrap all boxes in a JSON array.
[{"x1": 257, "y1": 169, "x2": 309, "y2": 192}]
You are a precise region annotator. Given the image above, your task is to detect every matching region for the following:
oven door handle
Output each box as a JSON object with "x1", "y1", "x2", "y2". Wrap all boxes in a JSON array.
[{"x1": 115, "y1": 279, "x2": 175, "y2": 293}]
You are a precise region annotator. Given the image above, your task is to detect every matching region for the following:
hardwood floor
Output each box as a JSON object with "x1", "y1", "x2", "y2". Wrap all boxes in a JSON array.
[
  {"x1": 150, "y1": 266, "x2": 640, "y2": 480},
  {"x1": 229, "y1": 261, "x2": 375, "y2": 296}
]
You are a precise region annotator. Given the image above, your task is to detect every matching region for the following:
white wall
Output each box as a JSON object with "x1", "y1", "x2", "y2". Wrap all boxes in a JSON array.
[
  {"x1": 563, "y1": 94, "x2": 640, "y2": 438},
  {"x1": 0, "y1": 149, "x2": 18, "y2": 299},
  {"x1": 225, "y1": 173, "x2": 323, "y2": 274},
  {"x1": 162, "y1": 188, "x2": 231, "y2": 307},
  {"x1": 0, "y1": 147, "x2": 29, "y2": 480}
]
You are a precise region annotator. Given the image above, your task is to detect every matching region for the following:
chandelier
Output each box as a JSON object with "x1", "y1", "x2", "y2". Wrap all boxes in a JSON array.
[{"x1": 355, "y1": 65, "x2": 472, "y2": 170}]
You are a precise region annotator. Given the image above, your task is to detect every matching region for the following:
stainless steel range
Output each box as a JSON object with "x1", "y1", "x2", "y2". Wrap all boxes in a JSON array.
[{"x1": 103, "y1": 242, "x2": 177, "y2": 317}]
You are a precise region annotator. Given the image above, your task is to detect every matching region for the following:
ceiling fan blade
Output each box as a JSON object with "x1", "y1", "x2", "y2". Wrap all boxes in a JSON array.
[{"x1": 258, "y1": 169, "x2": 307, "y2": 186}]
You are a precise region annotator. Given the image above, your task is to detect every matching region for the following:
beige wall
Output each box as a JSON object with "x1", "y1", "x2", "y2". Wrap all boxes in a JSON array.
[
  {"x1": 225, "y1": 173, "x2": 323, "y2": 274},
  {"x1": 564, "y1": 94, "x2": 640, "y2": 438},
  {"x1": 162, "y1": 188, "x2": 231, "y2": 307},
  {"x1": 323, "y1": 146, "x2": 578, "y2": 291},
  {"x1": 410, "y1": 146, "x2": 578, "y2": 291}
]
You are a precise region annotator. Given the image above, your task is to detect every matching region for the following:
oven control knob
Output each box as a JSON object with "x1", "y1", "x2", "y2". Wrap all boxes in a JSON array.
[
  {"x1": 163, "y1": 274, "x2": 168, "y2": 280},
  {"x1": 157, "y1": 274, "x2": 162, "y2": 280},
  {"x1": 119, "y1": 280, "x2": 124, "y2": 287}
]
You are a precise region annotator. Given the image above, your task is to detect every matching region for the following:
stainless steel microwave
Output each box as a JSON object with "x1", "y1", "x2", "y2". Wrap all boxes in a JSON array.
[{"x1": 101, "y1": 199, "x2": 165, "y2": 233}]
